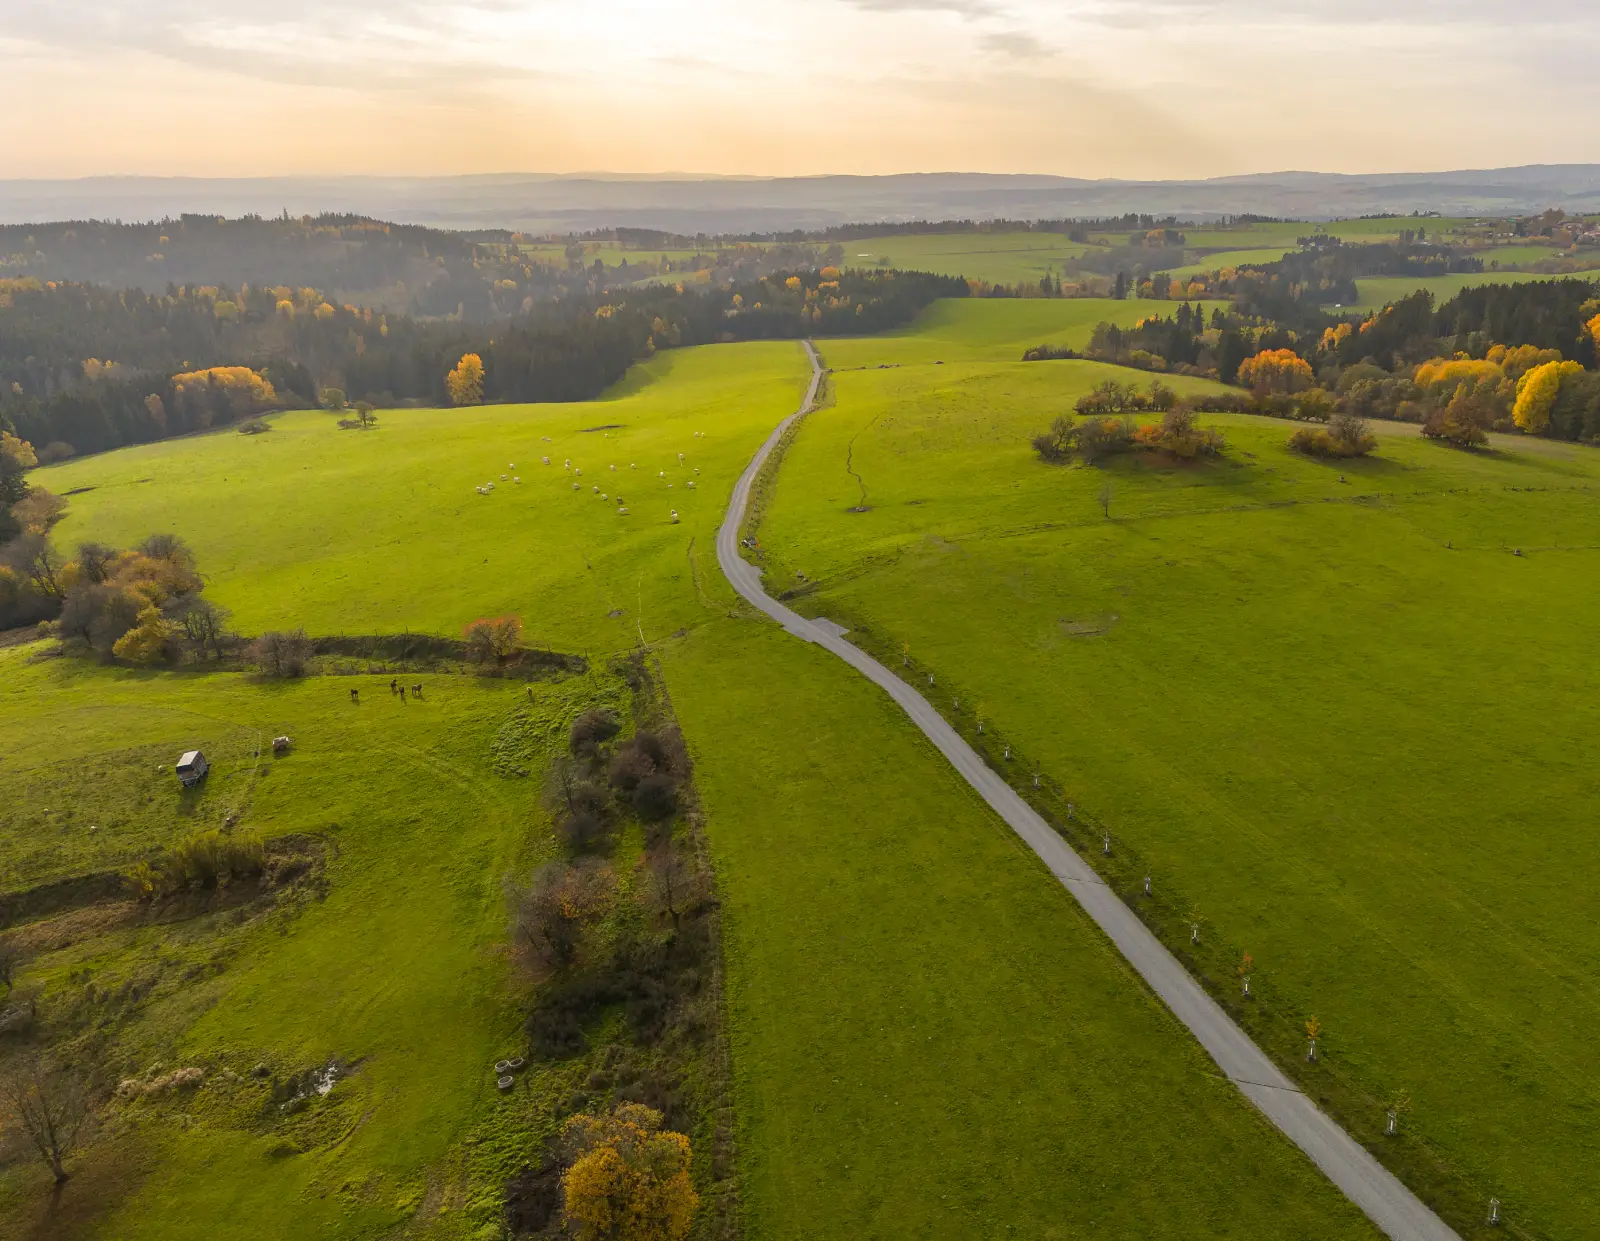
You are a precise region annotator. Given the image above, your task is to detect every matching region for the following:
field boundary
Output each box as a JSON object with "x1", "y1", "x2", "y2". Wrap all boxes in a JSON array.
[{"x1": 712, "y1": 342, "x2": 1462, "y2": 1241}]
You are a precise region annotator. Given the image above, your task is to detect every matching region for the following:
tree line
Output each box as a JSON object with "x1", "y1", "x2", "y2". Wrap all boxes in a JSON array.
[{"x1": 0, "y1": 268, "x2": 964, "y2": 457}]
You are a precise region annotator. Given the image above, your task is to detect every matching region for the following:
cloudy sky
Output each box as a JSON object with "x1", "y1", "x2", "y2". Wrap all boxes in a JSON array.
[{"x1": 2, "y1": 0, "x2": 1595, "y2": 179}]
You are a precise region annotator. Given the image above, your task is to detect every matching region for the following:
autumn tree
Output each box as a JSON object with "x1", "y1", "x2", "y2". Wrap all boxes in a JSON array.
[
  {"x1": 464, "y1": 614, "x2": 522, "y2": 661},
  {"x1": 1422, "y1": 383, "x2": 1491, "y2": 448},
  {"x1": 1513, "y1": 359, "x2": 1583, "y2": 434},
  {"x1": 112, "y1": 604, "x2": 178, "y2": 664},
  {"x1": 561, "y1": 1103, "x2": 699, "y2": 1241},
  {"x1": 0, "y1": 431, "x2": 37, "y2": 511},
  {"x1": 1237, "y1": 348, "x2": 1315, "y2": 396},
  {"x1": 447, "y1": 352, "x2": 485, "y2": 406},
  {"x1": 515, "y1": 859, "x2": 615, "y2": 972}
]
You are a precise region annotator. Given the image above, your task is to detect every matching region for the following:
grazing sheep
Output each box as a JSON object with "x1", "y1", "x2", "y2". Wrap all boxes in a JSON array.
[
  {"x1": 694, "y1": 467, "x2": 700, "y2": 474},
  {"x1": 564, "y1": 459, "x2": 571, "y2": 468},
  {"x1": 686, "y1": 480, "x2": 695, "y2": 488},
  {"x1": 602, "y1": 492, "x2": 608, "y2": 499},
  {"x1": 630, "y1": 463, "x2": 636, "y2": 469},
  {"x1": 659, "y1": 471, "x2": 665, "y2": 478},
  {"x1": 509, "y1": 462, "x2": 515, "y2": 468},
  {"x1": 513, "y1": 476, "x2": 521, "y2": 483},
  {"x1": 670, "y1": 509, "x2": 679, "y2": 523},
  {"x1": 542, "y1": 456, "x2": 550, "y2": 464},
  {"x1": 678, "y1": 452, "x2": 684, "y2": 462},
  {"x1": 593, "y1": 485, "x2": 600, "y2": 493},
  {"x1": 618, "y1": 506, "x2": 629, "y2": 514},
  {"x1": 610, "y1": 464, "x2": 616, "y2": 471},
  {"x1": 575, "y1": 468, "x2": 582, "y2": 476},
  {"x1": 573, "y1": 482, "x2": 580, "y2": 490},
  {"x1": 501, "y1": 474, "x2": 507, "y2": 481}
]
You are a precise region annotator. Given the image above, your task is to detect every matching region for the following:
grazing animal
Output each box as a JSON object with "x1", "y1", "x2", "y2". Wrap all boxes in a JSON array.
[
  {"x1": 390, "y1": 678, "x2": 398, "y2": 694},
  {"x1": 412, "y1": 684, "x2": 423, "y2": 697},
  {"x1": 399, "y1": 687, "x2": 407, "y2": 702},
  {"x1": 350, "y1": 688, "x2": 360, "y2": 702}
]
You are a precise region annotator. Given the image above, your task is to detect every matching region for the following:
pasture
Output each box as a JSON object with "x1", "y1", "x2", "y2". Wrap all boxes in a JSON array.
[
  {"x1": 755, "y1": 306, "x2": 1600, "y2": 1240},
  {"x1": 3, "y1": 335, "x2": 1379, "y2": 1238},
  {"x1": 1345, "y1": 269, "x2": 1600, "y2": 312},
  {"x1": 835, "y1": 231, "x2": 1089, "y2": 285}
]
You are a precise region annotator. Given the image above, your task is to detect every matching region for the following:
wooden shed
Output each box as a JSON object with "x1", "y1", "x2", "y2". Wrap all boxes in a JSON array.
[{"x1": 175, "y1": 750, "x2": 209, "y2": 787}]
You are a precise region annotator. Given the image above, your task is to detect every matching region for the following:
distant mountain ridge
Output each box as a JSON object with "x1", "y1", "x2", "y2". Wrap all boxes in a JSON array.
[{"x1": 3, "y1": 166, "x2": 1599, "y2": 233}]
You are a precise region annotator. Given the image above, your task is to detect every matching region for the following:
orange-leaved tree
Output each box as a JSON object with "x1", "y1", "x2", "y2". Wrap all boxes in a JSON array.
[
  {"x1": 561, "y1": 1103, "x2": 698, "y2": 1241},
  {"x1": 1237, "y1": 348, "x2": 1314, "y2": 395},
  {"x1": 446, "y1": 353, "x2": 485, "y2": 406},
  {"x1": 463, "y1": 615, "x2": 522, "y2": 661}
]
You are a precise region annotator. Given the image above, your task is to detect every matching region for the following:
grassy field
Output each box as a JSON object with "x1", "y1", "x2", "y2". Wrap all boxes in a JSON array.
[
  {"x1": 0, "y1": 650, "x2": 608, "y2": 1240},
  {"x1": 823, "y1": 296, "x2": 1213, "y2": 370},
  {"x1": 755, "y1": 307, "x2": 1600, "y2": 1240},
  {"x1": 1166, "y1": 246, "x2": 1297, "y2": 278},
  {"x1": 5, "y1": 333, "x2": 1383, "y2": 1238},
  {"x1": 834, "y1": 232, "x2": 1089, "y2": 285}
]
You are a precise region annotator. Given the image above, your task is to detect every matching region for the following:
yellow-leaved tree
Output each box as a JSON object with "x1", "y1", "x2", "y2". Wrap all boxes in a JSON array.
[
  {"x1": 1237, "y1": 348, "x2": 1314, "y2": 395},
  {"x1": 446, "y1": 353, "x2": 485, "y2": 406},
  {"x1": 561, "y1": 1104, "x2": 698, "y2": 1241},
  {"x1": 1513, "y1": 360, "x2": 1582, "y2": 434},
  {"x1": 112, "y1": 605, "x2": 177, "y2": 664}
]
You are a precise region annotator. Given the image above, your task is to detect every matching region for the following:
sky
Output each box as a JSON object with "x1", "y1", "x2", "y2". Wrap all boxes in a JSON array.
[{"x1": 2, "y1": 0, "x2": 1597, "y2": 180}]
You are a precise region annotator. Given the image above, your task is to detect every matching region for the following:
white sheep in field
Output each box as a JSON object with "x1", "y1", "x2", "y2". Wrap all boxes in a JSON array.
[
  {"x1": 543, "y1": 456, "x2": 550, "y2": 465},
  {"x1": 602, "y1": 492, "x2": 608, "y2": 499},
  {"x1": 618, "y1": 506, "x2": 630, "y2": 515},
  {"x1": 658, "y1": 471, "x2": 665, "y2": 478},
  {"x1": 564, "y1": 459, "x2": 571, "y2": 468},
  {"x1": 514, "y1": 476, "x2": 521, "y2": 483},
  {"x1": 694, "y1": 467, "x2": 700, "y2": 474},
  {"x1": 686, "y1": 480, "x2": 695, "y2": 488},
  {"x1": 501, "y1": 474, "x2": 507, "y2": 480},
  {"x1": 678, "y1": 453, "x2": 685, "y2": 463},
  {"x1": 572, "y1": 482, "x2": 580, "y2": 490},
  {"x1": 670, "y1": 509, "x2": 679, "y2": 523},
  {"x1": 486, "y1": 482, "x2": 495, "y2": 491},
  {"x1": 631, "y1": 463, "x2": 637, "y2": 469},
  {"x1": 610, "y1": 464, "x2": 616, "y2": 471},
  {"x1": 575, "y1": 468, "x2": 582, "y2": 476},
  {"x1": 593, "y1": 485, "x2": 600, "y2": 493},
  {"x1": 509, "y1": 462, "x2": 515, "y2": 468}
]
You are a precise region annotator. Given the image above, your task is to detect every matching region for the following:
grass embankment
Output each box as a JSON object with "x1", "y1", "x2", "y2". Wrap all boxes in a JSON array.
[
  {"x1": 0, "y1": 651, "x2": 610, "y2": 1239},
  {"x1": 7, "y1": 333, "x2": 1376, "y2": 1239},
  {"x1": 756, "y1": 306, "x2": 1600, "y2": 1240}
]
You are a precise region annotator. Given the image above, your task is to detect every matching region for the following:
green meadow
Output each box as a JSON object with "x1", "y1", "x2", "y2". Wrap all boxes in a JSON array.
[
  {"x1": 2, "y1": 336, "x2": 1381, "y2": 1238},
  {"x1": 835, "y1": 231, "x2": 1089, "y2": 285},
  {"x1": 756, "y1": 304, "x2": 1600, "y2": 1240}
]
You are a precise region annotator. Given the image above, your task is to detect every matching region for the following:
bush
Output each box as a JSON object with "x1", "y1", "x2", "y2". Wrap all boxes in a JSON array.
[
  {"x1": 247, "y1": 629, "x2": 312, "y2": 677},
  {"x1": 608, "y1": 745, "x2": 656, "y2": 792},
  {"x1": 237, "y1": 419, "x2": 271, "y2": 435},
  {"x1": 556, "y1": 810, "x2": 612, "y2": 854},
  {"x1": 632, "y1": 774, "x2": 678, "y2": 822},
  {"x1": 1422, "y1": 384, "x2": 1492, "y2": 449},
  {"x1": 1288, "y1": 412, "x2": 1377, "y2": 459},
  {"x1": 1133, "y1": 406, "x2": 1225, "y2": 459},
  {"x1": 35, "y1": 442, "x2": 75, "y2": 465},
  {"x1": 514, "y1": 859, "x2": 615, "y2": 973},
  {"x1": 570, "y1": 709, "x2": 620, "y2": 757},
  {"x1": 125, "y1": 831, "x2": 266, "y2": 899}
]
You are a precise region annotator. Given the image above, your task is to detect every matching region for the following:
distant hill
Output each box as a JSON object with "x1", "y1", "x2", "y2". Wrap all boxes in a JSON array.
[{"x1": 3, "y1": 166, "x2": 1600, "y2": 232}]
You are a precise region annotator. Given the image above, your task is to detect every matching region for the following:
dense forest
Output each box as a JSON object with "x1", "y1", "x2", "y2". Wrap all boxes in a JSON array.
[{"x1": 0, "y1": 268, "x2": 964, "y2": 456}]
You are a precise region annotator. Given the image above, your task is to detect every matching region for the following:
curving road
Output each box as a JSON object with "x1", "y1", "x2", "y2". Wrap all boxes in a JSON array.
[{"x1": 713, "y1": 340, "x2": 1461, "y2": 1241}]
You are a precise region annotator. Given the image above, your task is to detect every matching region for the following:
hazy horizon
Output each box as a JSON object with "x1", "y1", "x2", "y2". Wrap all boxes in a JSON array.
[{"x1": 4, "y1": 1, "x2": 1597, "y2": 181}]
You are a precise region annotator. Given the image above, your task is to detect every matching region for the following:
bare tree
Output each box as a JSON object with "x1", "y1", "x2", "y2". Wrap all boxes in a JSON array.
[
  {"x1": 246, "y1": 629, "x2": 312, "y2": 678},
  {"x1": 646, "y1": 844, "x2": 696, "y2": 929},
  {"x1": 171, "y1": 596, "x2": 233, "y2": 659},
  {"x1": 1, "y1": 1058, "x2": 93, "y2": 1183},
  {"x1": 1, "y1": 533, "x2": 66, "y2": 599},
  {"x1": 1098, "y1": 480, "x2": 1114, "y2": 519}
]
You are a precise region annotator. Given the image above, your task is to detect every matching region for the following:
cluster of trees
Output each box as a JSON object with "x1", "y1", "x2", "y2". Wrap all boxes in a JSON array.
[
  {"x1": 0, "y1": 266, "x2": 962, "y2": 457},
  {"x1": 1079, "y1": 303, "x2": 1243, "y2": 377},
  {"x1": 1033, "y1": 397, "x2": 1224, "y2": 465},
  {"x1": 1288, "y1": 413, "x2": 1378, "y2": 458},
  {"x1": 507, "y1": 689, "x2": 719, "y2": 1238},
  {"x1": 1, "y1": 528, "x2": 230, "y2": 661}
]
